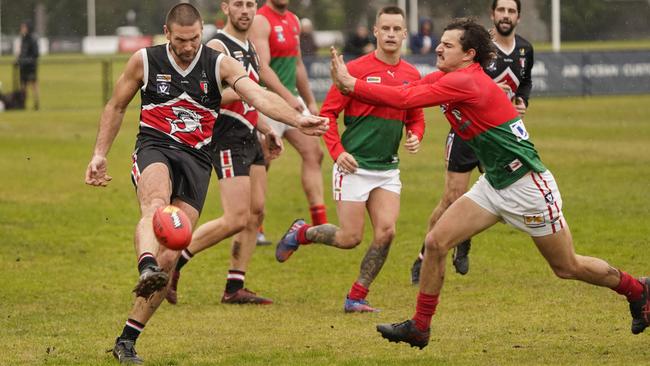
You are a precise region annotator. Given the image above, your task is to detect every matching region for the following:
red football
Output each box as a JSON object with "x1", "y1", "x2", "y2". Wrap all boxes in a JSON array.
[{"x1": 152, "y1": 205, "x2": 192, "y2": 250}]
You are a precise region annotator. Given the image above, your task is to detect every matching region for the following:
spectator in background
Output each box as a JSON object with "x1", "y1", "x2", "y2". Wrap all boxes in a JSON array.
[
  {"x1": 343, "y1": 25, "x2": 375, "y2": 58},
  {"x1": 409, "y1": 18, "x2": 436, "y2": 55},
  {"x1": 17, "y1": 21, "x2": 39, "y2": 110},
  {"x1": 300, "y1": 18, "x2": 318, "y2": 57}
]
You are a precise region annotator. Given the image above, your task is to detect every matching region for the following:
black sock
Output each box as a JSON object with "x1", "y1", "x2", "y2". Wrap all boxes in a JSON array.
[
  {"x1": 420, "y1": 243, "x2": 425, "y2": 257},
  {"x1": 175, "y1": 249, "x2": 194, "y2": 271},
  {"x1": 137, "y1": 252, "x2": 157, "y2": 274},
  {"x1": 120, "y1": 318, "x2": 145, "y2": 342},
  {"x1": 225, "y1": 270, "x2": 245, "y2": 294}
]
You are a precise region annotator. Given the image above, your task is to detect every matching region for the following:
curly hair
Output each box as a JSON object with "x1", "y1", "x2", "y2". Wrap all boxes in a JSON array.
[{"x1": 443, "y1": 18, "x2": 496, "y2": 69}]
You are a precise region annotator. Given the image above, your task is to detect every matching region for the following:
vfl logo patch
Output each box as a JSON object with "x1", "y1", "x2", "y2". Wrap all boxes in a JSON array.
[
  {"x1": 366, "y1": 76, "x2": 381, "y2": 83},
  {"x1": 523, "y1": 213, "x2": 546, "y2": 228},
  {"x1": 166, "y1": 106, "x2": 203, "y2": 135},
  {"x1": 156, "y1": 74, "x2": 172, "y2": 82},
  {"x1": 509, "y1": 120, "x2": 529, "y2": 141},
  {"x1": 157, "y1": 82, "x2": 170, "y2": 95}
]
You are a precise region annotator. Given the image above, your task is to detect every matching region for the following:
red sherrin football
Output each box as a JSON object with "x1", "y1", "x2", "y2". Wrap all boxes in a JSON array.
[{"x1": 152, "y1": 205, "x2": 192, "y2": 250}]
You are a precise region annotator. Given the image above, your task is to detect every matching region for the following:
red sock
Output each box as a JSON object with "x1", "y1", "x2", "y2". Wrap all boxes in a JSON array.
[
  {"x1": 614, "y1": 270, "x2": 643, "y2": 301},
  {"x1": 412, "y1": 292, "x2": 439, "y2": 332},
  {"x1": 296, "y1": 224, "x2": 313, "y2": 245},
  {"x1": 310, "y1": 204, "x2": 328, "y2": 225},
  {"x1": 348, "y1": 282, "x2": 369, "y2": 301}
]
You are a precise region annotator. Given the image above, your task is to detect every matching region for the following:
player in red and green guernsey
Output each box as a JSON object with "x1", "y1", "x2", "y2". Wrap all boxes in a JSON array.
[
  {"x1": 274, "y1": 6, "x2": 424, "y2": 313},
  {"x1": 330, "y1": 17, "x2": 650, "y2": 349},
  {"x1": 251, "y1": 0, "x2": 328, "y2": 241}
]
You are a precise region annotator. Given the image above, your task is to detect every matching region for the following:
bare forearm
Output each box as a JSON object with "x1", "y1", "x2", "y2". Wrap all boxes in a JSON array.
[
  {"x1": 248, "y1": 90, "x2": 300, "y2": 127},
  {"x1": 93, "y1": 104, "x2": 126, "y2": 157}
]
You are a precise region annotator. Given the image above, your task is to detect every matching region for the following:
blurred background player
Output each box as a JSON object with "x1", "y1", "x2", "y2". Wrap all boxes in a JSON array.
[
  {"x1": 275, "y1": 6, "x2": 425, "y2": 313},
  {"x1": 410, "y1": 0, "x2": 534, "y2": 283},
  {"x1": 409, "y1": 18, "x2": 436, "y2": 55},
  {"x1": 16, "y1": 21, "x2": 39, "y2": 110},
  {"x1": 251, "y1": 0, "x2": 328, "y2": 244},
  {"x1": 166, "y1": 0, "x2": 283, "y2": 306},
  {"x1": 343, "y1": 25, "x2": 376, "y2": 58},
  {"x1": 85, "y1": 4, "x2": 328, "y2": 364}
]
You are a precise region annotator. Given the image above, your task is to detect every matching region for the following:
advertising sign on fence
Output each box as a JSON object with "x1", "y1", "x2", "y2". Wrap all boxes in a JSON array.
[{"x1": 303, "y1": 51, "x2": 650, "y2": 101}]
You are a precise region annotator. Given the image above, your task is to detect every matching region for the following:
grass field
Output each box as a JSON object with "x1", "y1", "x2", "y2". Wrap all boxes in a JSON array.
[{"x1": 1, "y1": 61, "x2": 650, "y2": 366}]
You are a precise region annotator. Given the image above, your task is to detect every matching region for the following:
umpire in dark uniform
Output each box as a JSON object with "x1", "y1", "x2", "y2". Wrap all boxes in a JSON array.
[{"x1": 17, "y1": 21, "x2": 40, "y2": 110}]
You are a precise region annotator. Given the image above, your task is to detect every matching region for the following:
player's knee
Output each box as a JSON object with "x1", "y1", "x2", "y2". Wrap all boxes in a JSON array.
[
  {"x1": 424, "y1": 232, "x2": 448, "y2": 257},
  {"x1": 301, "y1": 144, "x2": 324, "y2": 165},
  {"x1": 374, "y1": 226, "x2": 396, "y2": 245},
  {"x1": 224, "y1": 210, "x2": 249, "y2": 233},
  {"x1": 142, "y1": 198, "x2": 167, "y2": 215},
  {"x1": 338, "y1": 232, "x2": 363, "y2": 249}
]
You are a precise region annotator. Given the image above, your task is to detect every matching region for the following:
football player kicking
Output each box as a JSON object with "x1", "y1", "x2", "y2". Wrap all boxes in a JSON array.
[{"x1": 85, "y1": 4, "x2": 327, "y2": 364}]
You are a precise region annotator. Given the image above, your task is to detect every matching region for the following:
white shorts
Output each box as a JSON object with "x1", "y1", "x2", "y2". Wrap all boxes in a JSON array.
[
  {"x1": 464, "y1": 170, "x2": 566, "y2": 237},
  {"x1": 332, "y1": 164, "x2": 401, "y2": 202},
  {"x1": 259, "y1": 96, "x2": 309, "y2": 137}
]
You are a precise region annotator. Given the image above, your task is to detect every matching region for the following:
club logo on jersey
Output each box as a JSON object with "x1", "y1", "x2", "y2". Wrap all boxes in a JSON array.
[
  {"x1": 200, "y1": 81, "x2": 209, "y2": 94},
  {"x1": 366, "y1": 76, "x2": 381, "y2": 83},
  {"x1": 519, "y1": 48, "x2": 526, "y2": 56},
  {"x1": 523, "y1": 213, "x2": 546, "y2": 228},
  {"x1": 157, "y1": 82, "x2": 170, "y2": 95},
  {"x1": 509, "y1": 120, "x2": 530, "y2": 141},
  {"x1": 506, "y1": 158, "x2": 523, "y2": 172},
  {"x1": 156, "y1": 74, "x2": 172, "y2": 82},
  {"x1": 274, "y1": 26, "x2": 286, "y2": 42},
  {"x1": 166, "y1": 106, "x2": 204, "y2": 135},
  {"x1": 519, "y1": 58, "x2": 526, "y2": 71}
]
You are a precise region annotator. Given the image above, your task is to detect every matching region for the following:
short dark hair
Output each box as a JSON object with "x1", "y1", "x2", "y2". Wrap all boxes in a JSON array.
[
  {"x1": 491, "y1": 0, "x2": 521, "y2": 13},
  {"x1": 376, "y1": 6, "x2": 405, "y2": 22},
  {"x1": 444, "y1": 18, "x2": 496, "y2": 68},
  {"x1": 165, "y1": 3, "x2": 203, "y2": 30}
]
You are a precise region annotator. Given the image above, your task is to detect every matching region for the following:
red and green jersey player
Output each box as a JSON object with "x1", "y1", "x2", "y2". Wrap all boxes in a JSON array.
[{"x1": 331, "y1": 17, "x2": 650, "y2": 349}]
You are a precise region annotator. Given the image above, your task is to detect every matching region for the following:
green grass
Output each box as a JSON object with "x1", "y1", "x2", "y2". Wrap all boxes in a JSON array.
[{"x1": 1, "y1": 69, "x2": 650, "y2": 366}]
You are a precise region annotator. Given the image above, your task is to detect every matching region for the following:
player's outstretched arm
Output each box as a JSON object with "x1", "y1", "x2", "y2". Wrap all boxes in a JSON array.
[
  {"x1": 220, "y1": 56, "x2": 328, "y2": 136},
  {"x1": 85, "y1": 51, "x2": 143, "y2": 187}
]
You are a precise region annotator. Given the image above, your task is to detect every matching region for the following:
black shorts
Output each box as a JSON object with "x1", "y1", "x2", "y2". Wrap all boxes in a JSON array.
[
  {"x1": 131, "y1": 139, "x2": 212, "y2": 213},
  {"x1": 19, "y1": 64, "x2": 37, "y2": 82},
  {"x1": 445, "y1": 129, "x2": 481, "y2": 173},
  {"x1": 210, "y1": 132, "x2": 265, "y2": 180}
]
